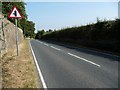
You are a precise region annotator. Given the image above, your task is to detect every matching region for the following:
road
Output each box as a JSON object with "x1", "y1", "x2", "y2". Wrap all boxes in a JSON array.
[{"x1": 30, "y1": 39, "x2": 119, "y2": 88}]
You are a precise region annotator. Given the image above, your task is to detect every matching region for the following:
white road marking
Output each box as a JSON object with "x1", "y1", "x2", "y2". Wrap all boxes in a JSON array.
[
  {"x1": 50, "y1": 46, "x2": 61, "y2": 51},
  {"x1": 30, "y1": 42, "x2": 48, "y2": 89},
  {"x1": 39, "y1": 42, "x2": 42, "y2": 44},
  {"x1": 35, "y1": 40, "x2": 119, "y2": 57},
  {"x1": 36, "y1": 40, "x2": 49, "y2": 47},
  {"x1": 67, "y1": 53, "x2": 101, "y2": 67},
  {"x1": 44, "y1": 43, "x2": 49, "y2": 46},
  {"x1": 36, "y1": 40, "x2": 43, "y2": 44}
]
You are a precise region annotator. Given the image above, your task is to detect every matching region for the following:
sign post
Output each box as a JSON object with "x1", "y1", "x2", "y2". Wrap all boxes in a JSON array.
[
  {"x1": 8, "y1": 6, "x2": 22, "y2": 56},
  {"x1": 15, "y1": 19, "x2": 19, "y2": 56}
]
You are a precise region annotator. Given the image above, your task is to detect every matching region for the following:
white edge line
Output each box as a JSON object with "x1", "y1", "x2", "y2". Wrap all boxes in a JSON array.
[
  {"x1": 50, "y1": 46, "x2": 61, "y2": 51},
  {"x1": 29, "y1": 41, "x2": 48, "y2": 89},
  {"x1": 68, "y1": 53, "x2": 101, "y2": 67}
]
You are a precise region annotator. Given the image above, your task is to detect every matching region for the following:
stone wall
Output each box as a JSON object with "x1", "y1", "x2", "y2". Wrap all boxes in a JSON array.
[
  {"x1": 0, "y1": 13, "x2": 24, "y2": 89},
  {"x1": 0, "y1": 14, "x2": 24, "y2": 53}
]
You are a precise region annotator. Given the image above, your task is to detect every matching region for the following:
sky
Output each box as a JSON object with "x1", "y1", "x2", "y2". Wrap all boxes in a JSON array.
[{"x1": 26, "y1": 2, "x2": 118, "y2": 32}]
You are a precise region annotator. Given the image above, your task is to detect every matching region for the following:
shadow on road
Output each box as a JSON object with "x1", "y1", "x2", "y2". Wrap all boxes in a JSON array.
[{"x1": 39, "y1": 39, "x2": 120, "y2": 62}]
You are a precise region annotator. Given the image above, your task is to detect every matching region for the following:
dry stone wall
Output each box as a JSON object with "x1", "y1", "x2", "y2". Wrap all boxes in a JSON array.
[{"x1": 0, "y1": 14, "x2": 24, "y2": 53}]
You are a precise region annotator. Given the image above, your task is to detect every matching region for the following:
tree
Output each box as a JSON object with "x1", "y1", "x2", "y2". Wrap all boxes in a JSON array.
[
  {"x1": 23, "y1": 21, "x2": 35, "y2": 38},
  {"x1": 2, "y1": 2, "x2": 27, "y2": 19},
  {"x1": 48, "y1": 29, "x2": 53, "y2": 32},
  {"x1": 2, "y1": 2, "x2": 35, "y2": 38},
  {"x1": 35, "y1": 30, "x2": 45, "y2": 39}
]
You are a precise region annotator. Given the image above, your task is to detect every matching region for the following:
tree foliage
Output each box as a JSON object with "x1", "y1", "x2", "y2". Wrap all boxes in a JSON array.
[
  {"x1": 2, "y1": 1, "x2": 35, "y2": 38},
  {"x1": 36, "y1": 19, "x2": 120, "y2": 53},
  {"x1": 35, "y1": 30, "x2": 45, "y2": 39}
]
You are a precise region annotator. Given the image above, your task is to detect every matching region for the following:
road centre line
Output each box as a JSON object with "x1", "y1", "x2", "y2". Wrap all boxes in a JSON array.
[
  {"x1": 50, "y1": 46, "x2": 61, "y2": 51},
  {"x1": 36, "y1": 40, "x2": 43, "y2": 44},
  {"x1": 44, "y1": 43, "x2": 49, "y2": 46},
  {"x1": 67, "y1": 53, "x2": 101, "y2": 67},
  {"x1": 36, "y1": 40, "x2": 48, "y2": 46},
  {"x1": 36, "y1": 40, "x2": 104, "y2": 67},
  {"x1": 30, "y1": 42, "x2": 48, "y2": 89},
  {"x1": 39, "y1": 42, "x2": 43, "y2": 44},
  {"x1": 36, "y1": 40, "x2": 119, "y2": 57}
]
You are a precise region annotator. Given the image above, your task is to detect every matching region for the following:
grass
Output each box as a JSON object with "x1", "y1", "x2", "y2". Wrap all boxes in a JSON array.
[{"x1": 2, "y1": 39, "x2": 41, "y2": 88}]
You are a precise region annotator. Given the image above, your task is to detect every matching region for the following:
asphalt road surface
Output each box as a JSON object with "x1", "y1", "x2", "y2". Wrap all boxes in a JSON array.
[{"x1": 30, "y1": 39, "x2": 119, "y2": 88}]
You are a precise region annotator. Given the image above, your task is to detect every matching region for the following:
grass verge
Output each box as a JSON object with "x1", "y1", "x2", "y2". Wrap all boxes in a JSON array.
[{"x1": 2, "y1": 39, "x2": 40, "y2": 88}]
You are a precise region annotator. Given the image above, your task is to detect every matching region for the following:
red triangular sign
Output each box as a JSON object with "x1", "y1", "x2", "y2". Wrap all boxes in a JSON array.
[{"x1": 8, "y1": 6, "x2": 22, "y2": 18}]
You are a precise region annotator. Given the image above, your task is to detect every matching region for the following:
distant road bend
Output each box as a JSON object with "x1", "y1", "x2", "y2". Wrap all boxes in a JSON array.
[{"x1": 30, "y1": 39, "x2": 119, "y2": 88}]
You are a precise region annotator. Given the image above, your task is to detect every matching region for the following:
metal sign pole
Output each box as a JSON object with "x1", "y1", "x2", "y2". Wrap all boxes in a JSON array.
[
  {"x1": 15, "y1": 19, "x2": 18, "y2": 56},
  {"x1": 8, "y1": 6, "x2": 22, "y2": 56}
]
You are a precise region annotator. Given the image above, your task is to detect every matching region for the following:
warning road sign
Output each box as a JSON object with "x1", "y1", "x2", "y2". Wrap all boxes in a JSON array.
[
  {"x1": 8, "y1": 6, "x2": 22, "y2": 18},
  {"x1": 8, "y1": 6, "x2": 23, "y2": 56}
]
